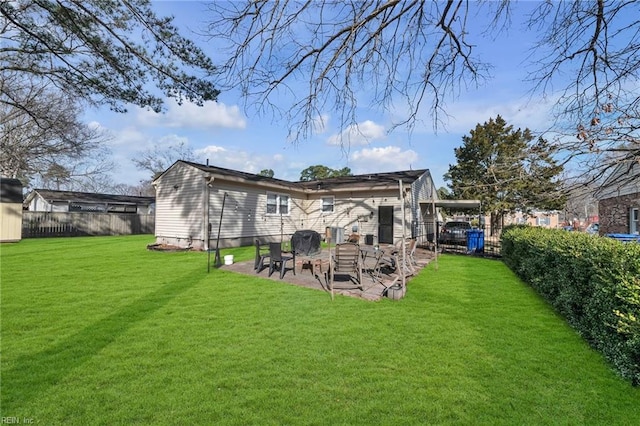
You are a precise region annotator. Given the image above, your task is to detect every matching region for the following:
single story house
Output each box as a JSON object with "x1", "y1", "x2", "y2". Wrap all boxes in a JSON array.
[
  {"x1": 24, "y1": 189, "x2": 155, "y2": 215},
  {"x1": 595, "y1": 161, "x2": 640, "y2": 235},
  {"x1": 1, "y1": 178, "x2": 23, "y2": 242},
  {"x1": 152, "y1": 161, "x2": 440, "y2": 250}
]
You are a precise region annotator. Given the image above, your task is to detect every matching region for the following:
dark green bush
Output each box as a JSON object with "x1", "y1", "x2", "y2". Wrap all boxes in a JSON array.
[{"x1": 502, "y1": 225, "x2": 640, "y2": 385}]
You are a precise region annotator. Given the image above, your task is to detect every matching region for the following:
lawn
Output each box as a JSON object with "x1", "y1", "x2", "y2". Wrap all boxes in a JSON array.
[{"x1": 1, "y1": 235, "x2": 638, "y2": 425}]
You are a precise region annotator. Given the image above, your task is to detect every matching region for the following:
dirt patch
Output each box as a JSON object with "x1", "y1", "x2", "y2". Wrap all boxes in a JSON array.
[{"x1": 146, "y1": 243, "x2": 192, "y2": 252}]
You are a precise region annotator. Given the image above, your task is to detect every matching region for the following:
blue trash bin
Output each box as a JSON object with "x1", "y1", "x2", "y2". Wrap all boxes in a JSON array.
[
  {"x1": 606, "y1": 233, "x2": 640, "y2": 243},
  {"x1": 466, "y1": 230, "x2": 485, "y2": 253}
]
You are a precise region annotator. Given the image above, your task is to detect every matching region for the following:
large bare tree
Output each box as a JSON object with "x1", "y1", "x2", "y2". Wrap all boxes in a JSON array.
[
  {"x1": 204, "y1": 0, "x2": 498, "y2": 141},
  {"x1": 528, "y1": 0, "x2": 640, "y2": 190},
  {"x1": 0, "y1": 74, "x2": 113, "y2": 189},
  {"x1": 204, "y1": 0, "x2": 638, "y2": 188},
  {"x1": 132, "y1": 139, "x2": 196, "y2": 181}
]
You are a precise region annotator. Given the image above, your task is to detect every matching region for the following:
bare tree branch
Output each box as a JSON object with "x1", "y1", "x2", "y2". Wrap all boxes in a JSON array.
[
  {"x1": 0, "y1": 73, "x2": 113, "y2": 187},
  {"x1": 203, "y1": 0, "x2": 501, "y2": 145},
  {"x1": 526, "y1": 0, "x2": 640, "y2": 189}
]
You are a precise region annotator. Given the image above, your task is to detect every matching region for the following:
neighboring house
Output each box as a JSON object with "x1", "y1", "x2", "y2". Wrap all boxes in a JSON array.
[
  {"x1": 595, "y1": 161, "x2": 640, "y2": 235},
  {"x1": 24, "y1": 189, "x2": 155, "y2": 214},
  {"x1": 152, "y1": 161, "x2": 439, "y2": 250},
  {"x1": 1, "y1": 178, "x2": 23, "y2": 242},
  {"x1": 505, "y1": 210, "x2": 561, "y2": 229}
]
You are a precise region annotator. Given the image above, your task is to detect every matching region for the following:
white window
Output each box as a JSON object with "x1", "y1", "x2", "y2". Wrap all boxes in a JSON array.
[
  {"x1": 631, "y1": 207, "x2": 639, "y2": 234},
  {"x1": 267, "y1": 192, "x2": 289, "y2": 215},
  {"x1": 321, "y1": 196, "x2": 334, "y2": 214},
  {"x1": 536, "y1": 216, "x2": 550, "y2": 227}
]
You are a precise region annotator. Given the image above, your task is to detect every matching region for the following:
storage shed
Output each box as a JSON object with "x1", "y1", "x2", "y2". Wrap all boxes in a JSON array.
[{"x1": 1, "y1": 178, "x2": 24, "y2": 242}]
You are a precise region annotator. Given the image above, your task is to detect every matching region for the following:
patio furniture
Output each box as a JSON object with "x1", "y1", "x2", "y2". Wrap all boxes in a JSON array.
[
  {"x1": 360, "y1": 245, "x2": 386, "y2": 283},
  {"x1": 298, "y1": 257, "x2": 326, "y2": 277},
  {"x1": 268, "y1": 242, "x2": 296, "y2": 279},
  {"x1": 291, "y1": 230, "x2": 322, "y2": 256},
  {"x1": 254, "y1": 239, "x2": 270, "y2": 273},
  {"x1": 406, "y1": 238, "x2": 418, "y2": 269},
  {"x1": 329, "y1": 242, "x2": 363, "y2": 297},
  {"x1": 387, "y1": 238, "x2": 417, "y2": 276}
]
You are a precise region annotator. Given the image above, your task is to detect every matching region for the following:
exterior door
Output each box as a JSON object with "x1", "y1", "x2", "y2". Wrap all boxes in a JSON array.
[{"x1": 378, "y1": 206, "x2": 394, "y2": 244}]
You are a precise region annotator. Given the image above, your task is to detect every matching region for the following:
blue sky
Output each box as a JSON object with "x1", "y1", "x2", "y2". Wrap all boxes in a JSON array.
[{"x1": 85, "y1": 1, "x2": 557, "y2": 189}]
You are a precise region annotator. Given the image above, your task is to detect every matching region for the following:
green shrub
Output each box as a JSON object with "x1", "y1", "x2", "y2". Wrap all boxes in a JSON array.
[{"x1": 502, "y1": 225, "x2": 640, "y2": 385}]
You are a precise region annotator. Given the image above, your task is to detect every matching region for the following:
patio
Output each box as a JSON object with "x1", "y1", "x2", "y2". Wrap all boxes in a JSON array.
[{"x1": 221, "y1": 244, "x2": 436, "y2": 301}]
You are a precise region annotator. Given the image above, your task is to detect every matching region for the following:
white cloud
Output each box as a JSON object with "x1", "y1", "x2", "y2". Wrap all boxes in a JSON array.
[
  {"x1": 440, "y1": 96, "x2": 556, "y2": 135},
  {"x1": 312, "y1": 114, "x2": 330, "y2": 134},
  {"x1": 137, "y1": 99, "x2": 247, "y2": 130},
  {"x1": 326, "y1": 120, "x2": 386, "y2": 146},
  {"x1": 350, "y1": 146, "x2": 419, "y2": 172},
  {"x1": 194, "y1": 145, "x2": 287, "y2": 176},
  {"x1": 156, "y1": 134, "x2": 189, "y2": 148}
]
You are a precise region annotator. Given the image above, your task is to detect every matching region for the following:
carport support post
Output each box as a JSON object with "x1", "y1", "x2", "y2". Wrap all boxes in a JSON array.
[
  {"x1": 432, "y1": 191, "x2": 438, "y2": 271},
  {"x1": 399, "y1": 179, "x2": 406, "y2": 289}
]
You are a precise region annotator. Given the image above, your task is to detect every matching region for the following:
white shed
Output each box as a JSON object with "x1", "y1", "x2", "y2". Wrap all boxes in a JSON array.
[{"x1": 1, "y1": 178, "x2": 23, "y2": 242}]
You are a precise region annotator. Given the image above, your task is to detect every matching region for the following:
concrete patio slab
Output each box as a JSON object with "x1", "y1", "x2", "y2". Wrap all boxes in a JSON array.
[{"x1": 220, "y1": 246, "x2": 435, "y2": 301}]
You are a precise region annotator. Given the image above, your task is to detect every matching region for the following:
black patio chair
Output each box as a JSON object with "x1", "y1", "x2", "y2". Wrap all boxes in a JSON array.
[
  {"x1": 268, "y1": 242, "x2": 296, "y2": 279},
  {"x1": 254, "y1": 239, "x2": 270, "y2": 273}
]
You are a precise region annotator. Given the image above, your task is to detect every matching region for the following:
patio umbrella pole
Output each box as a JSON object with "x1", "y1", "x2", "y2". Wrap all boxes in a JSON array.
[{"x1": 213, "y1": 192, "x2": 227, "y2": 268}]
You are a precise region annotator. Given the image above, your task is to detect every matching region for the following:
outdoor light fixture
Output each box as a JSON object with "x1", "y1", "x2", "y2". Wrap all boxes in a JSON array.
[{"x1": 173, "y1": 184, "x2": 179, "y2": 190}]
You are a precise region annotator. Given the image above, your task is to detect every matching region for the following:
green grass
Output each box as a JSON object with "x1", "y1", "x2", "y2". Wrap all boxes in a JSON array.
[{"x1": 1, "y1": 235, "x2": 638, "y2": 425}]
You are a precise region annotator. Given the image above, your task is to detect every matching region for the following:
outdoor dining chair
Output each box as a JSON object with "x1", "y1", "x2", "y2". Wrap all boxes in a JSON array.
[
  {"x1": 268, "y1": 242, "x2": 296, "y2": 279},
  {"x1": 254, "y1": 239, "x2": 270, "y2": 273},
  {"x1": 329, "y1": 242, "x2": 363, "y2": 297}
]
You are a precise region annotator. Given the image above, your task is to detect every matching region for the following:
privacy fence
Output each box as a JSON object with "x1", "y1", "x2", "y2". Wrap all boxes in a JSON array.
[{"x1": 22, "y1": 212, "x2": 154, "y2": 238}]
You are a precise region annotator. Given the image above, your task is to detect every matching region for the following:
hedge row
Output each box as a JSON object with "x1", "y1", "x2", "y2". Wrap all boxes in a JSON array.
[{"x1": 501, "y1": 225, "x2": 640, "y2": 385}]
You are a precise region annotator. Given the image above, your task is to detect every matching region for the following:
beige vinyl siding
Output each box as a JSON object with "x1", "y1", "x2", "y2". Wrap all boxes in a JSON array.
[
  {"x1": 303, "y1": 189, "x2": 408, "y2": 243},
  {"x1": 207, "y1": 181, "x2": 307, "y2": 246},
  {"x1": 155, "y1": 162, "x2": 205, "y2": 245},
  {"x1": 1, "y1": 203, "x2": 22, "y2": 242},
  {"x1": 411, "y1": 171, "x2": 438, "y2": 225},
  {"x1": 154, "y1": 162, "x2": 434, "y2": 249}
]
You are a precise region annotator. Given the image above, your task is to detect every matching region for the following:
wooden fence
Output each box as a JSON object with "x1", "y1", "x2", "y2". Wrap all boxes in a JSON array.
[{"x1": 22, "y1": 212, "x2": 154, "y2": 238}]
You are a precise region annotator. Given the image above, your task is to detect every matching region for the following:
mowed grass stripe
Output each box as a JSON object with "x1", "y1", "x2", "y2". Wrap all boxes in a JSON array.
[{"x1": 1, "y1": 236, "x2": 638, "y2": 424}]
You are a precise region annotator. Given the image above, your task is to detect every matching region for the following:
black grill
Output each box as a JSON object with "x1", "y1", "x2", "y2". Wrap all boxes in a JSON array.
[{"x1": 291, "y1": 230, "x2": 321, "y2": 256}]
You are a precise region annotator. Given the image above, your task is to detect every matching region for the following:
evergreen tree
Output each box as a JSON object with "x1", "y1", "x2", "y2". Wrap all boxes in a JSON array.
[
  {"x1": 299, "y1": 165, "x2": 352, "y2": 181},
  {"x1": 445, "y1": 116, "x2": 564, "y2": 232}
]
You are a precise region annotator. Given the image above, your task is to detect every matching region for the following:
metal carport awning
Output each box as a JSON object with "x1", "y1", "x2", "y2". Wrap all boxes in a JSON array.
[
  {"x1": 418, "y1": 199, "x2": 482, "y2": 271},
  {"x1": 424, "y1": 200, "x2": 482, "y2": 209}
]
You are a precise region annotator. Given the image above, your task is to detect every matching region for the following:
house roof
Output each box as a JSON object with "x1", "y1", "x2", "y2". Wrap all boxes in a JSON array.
[
  {"x1": 24, "y1": 189, "x2": 155, "y2": 206},
  {"x1": 1, "y1": 178, "x2": 23, "y2": 203},
  {"x1": 161, "y1": 160, "x2": 429, "y2": 193},
  {"x1": 594, "y1": 160, "x2": 640, "y2": 199},
  {"x1": 181, "y1": 160, "x2": 303, "y2": 189},
  {"x1": 297, "y1": 169, "x2": 428, "y2": 191}
]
